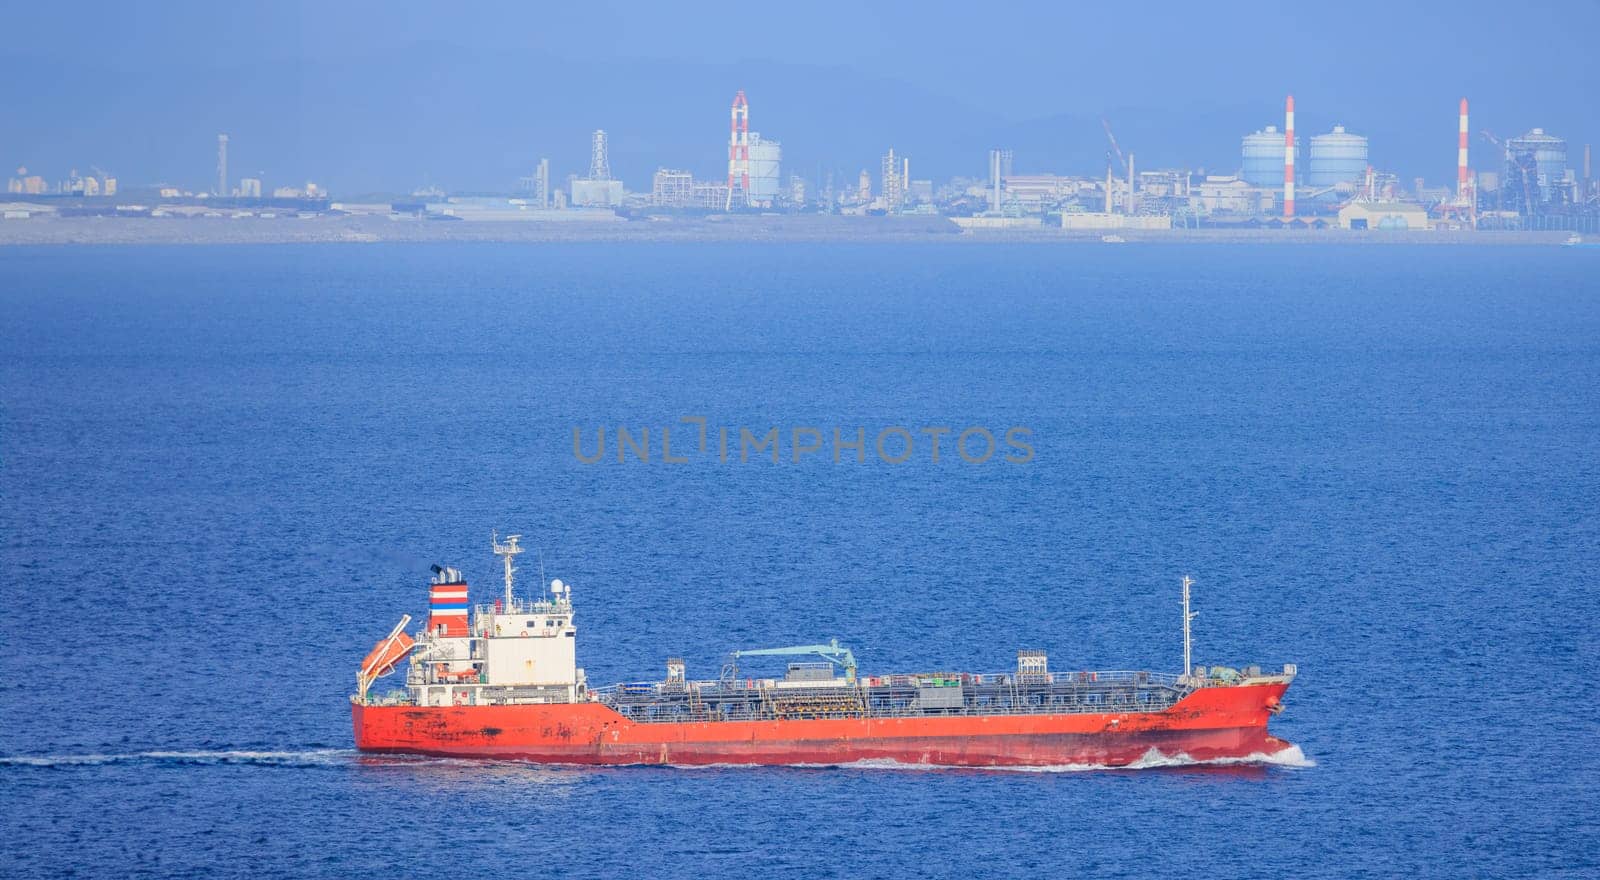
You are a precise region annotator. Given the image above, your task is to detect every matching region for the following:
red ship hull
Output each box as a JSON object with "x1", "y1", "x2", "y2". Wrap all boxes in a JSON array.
[{"x1": 353, "y1": 681, "x2": 1292, "y2": 768}]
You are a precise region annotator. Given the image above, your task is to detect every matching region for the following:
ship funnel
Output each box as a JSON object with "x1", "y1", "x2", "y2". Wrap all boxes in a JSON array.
[{"x1": 428, "y1": 566, "x2": 469, "y2": 637}]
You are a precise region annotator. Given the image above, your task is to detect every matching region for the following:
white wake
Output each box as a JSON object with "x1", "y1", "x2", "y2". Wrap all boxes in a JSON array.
[
  {"x1": 0, "y1": 748, "x2": 357, "y2": 768},
  {"x1": 3, "y1": 744, "x2": 1314, "y2": 773},
  {"x1": 667, "y1": 744, "x2": 1315, "y2": 773}
]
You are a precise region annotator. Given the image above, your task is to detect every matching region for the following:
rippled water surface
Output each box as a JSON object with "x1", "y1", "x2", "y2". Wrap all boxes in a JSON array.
[{"x1": 2, "y1": 243, "x2": 1597, "y2": 878}]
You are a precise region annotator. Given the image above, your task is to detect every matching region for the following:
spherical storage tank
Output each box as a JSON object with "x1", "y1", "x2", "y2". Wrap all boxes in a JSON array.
[
  {"x1": 1241, "y1": 126, "x2": 1289, "y2": 187},
  {"x1": 747, "y1": 133, "x2": 782, "y2": 204},
  {"x1": 1308, "y1": 125, "x2": 1368, "y2": 187}
]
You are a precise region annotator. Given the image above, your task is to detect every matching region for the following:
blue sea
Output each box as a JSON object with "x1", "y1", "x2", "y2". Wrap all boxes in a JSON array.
[{"x1": 2, "y1": 242, "x2": 1596, "y2": 878}]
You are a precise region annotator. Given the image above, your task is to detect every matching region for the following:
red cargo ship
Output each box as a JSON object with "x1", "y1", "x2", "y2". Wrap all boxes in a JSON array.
[{"x1": 352, "y1": 535, "x2": 1298, "y2": 768}]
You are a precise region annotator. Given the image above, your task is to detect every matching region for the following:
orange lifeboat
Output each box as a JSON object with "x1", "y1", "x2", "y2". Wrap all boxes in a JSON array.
[{"x1": 360, "y1": 619, "x2": 415, "y2": 685}]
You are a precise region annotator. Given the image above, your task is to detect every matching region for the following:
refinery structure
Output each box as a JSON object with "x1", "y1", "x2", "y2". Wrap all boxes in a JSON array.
[{"x1": 5, "y1": 87, "x2": 1598, "y2": 234}]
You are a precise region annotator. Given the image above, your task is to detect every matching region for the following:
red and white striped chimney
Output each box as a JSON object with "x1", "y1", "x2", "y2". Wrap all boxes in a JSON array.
[
  {"x1": 1458, "y1": 98, "x2": 1470, "y2": 199},
  {"x1": 1283, "y1": 95, "x2": 1296, "y2": 219},
  {"x1": 725, "y1": 90, "x2": 750, "y2": 211},
  {"x1": 428, "y1": 565, "x2": 469, "y2": 638}
]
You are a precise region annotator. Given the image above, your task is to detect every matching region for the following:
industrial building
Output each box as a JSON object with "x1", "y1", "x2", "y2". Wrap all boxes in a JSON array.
[
  {"x1": 571, "y1": 130, "x2": 624, "y2": 208},
  {"x1": 1191, "y1": 176, "x2": 1262, "y2": 214},
  {"x1": 693, "y1": 181, "x2": 730, "y2": 208},
  {"x1": 1337, "y1": 200, "x2": 1430, "y2": 230},
  {"x1": 880, "y1": 149, "x2": 907, "y2": 212},
  {"x1": 9, "y1": 164, "x2": 119, "y2": 197},
  {"x1": 788, "y1": 174, "x2": 807, "y2": 207},
  {"x1": 649, "y1": 169, "x2": 730, "y2": 210},
  {"x1": 1134, "y1": 170, "x2": 1189, "y2": 199},
  {"x1": 1504, "y1": 128, "x2": 1569, "y2": 207},
  {"x1": 515, "y1": 159, "x2": 551, "y2": 208},
  {"x1": 651, "y1": 169, "x2": 694, "y2": 207},
  {"x1": 570, "y1": 178, "x2": 622, "y2": 207},
  {"x1": 7, "y1": 170, "x2": 48, "y2": 194},
  {"x1": 998, "y1": 174, "x2": 1082, "y2": 210},
  {"x1": 271, "y1": 182, "x2": 324, "y2": 198}
]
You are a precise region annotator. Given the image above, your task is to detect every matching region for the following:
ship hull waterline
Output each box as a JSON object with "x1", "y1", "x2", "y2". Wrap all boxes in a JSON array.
[{"x1": 353, "y1": 681, "x2": 1292, "y2": 768}]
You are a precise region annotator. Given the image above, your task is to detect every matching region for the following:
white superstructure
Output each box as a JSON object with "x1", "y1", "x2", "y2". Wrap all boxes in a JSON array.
[{"x1": 403, "y1": 535, "x2": 585, "y2": 707}]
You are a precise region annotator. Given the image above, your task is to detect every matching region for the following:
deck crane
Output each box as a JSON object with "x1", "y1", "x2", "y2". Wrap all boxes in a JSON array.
[{"x1": 726, "y1": 639, "x2": 858, "y2": 684}]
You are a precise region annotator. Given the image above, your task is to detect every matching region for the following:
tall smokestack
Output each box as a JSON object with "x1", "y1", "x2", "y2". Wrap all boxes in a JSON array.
[
  {"x1": 1105, "y1": 160, "x2": 1113, "y2": 213},
  {"x1": 990, "y1": 150, "x2": 1001, "y2": 213},
  {"x1": 985, "y1": 150, "x2": 998, "y2": 214},
  {"x1": 1127, "y1": 152, "x2": 1135, "y2": 215},
  {"x1": 1458, "y1": 98, "x2": 1470, "y2": 200},
  {"x1": 216, "y1": 133, "x2": 228, "y2": 198},
  {"x1": 1283, "y1": 96, "x2": 1295, "y2": 219},
  {"x1": 725, "y1": 90, "x2": 749, "y2": 211}
]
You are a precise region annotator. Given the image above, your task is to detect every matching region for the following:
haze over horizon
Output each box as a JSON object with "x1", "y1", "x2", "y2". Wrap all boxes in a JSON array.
[{"x1": 3, "y1": 0, "x2": 1596, "y2": 193}]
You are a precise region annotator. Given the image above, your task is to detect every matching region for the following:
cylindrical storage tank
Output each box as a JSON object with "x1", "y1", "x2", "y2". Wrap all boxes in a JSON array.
[
  {"x1": 1242, "y1": 126, "x2": 1292, "y2": 187},
  {"x1": 747, "y1": 133, "x2": 782, "y2": 205},
  {"x1": 1307, "y1": 125, "x2": 1368, "y2": 189},
  {"x1": 1505, "y1": 128, "x2": 1567, "y2": 202}
]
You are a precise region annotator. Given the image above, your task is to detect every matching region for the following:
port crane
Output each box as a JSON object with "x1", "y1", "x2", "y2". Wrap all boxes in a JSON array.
[
  {"x1": 1101, "y1": 117, "x2": 1128, "y2": 176},
  {"x1": 725, "y1": 639, "x2": 858, "y2": 684}
]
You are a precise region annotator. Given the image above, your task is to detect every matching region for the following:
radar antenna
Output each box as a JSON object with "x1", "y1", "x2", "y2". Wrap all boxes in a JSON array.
[
  {"x1": 492, "y1": 531, "x2": 524, "y2": 609},
  {"x1": 1181, "y1": 575, "x2": 1198, "y2": 680}
]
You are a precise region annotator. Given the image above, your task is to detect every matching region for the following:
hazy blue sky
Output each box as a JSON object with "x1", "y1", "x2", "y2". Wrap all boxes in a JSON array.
[{"x1": 3, "y1": 1, "x2": 1596, "y2": 192}]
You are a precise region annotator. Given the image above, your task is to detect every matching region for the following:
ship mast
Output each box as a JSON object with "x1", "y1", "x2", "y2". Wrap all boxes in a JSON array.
[
  {"x1": 492, "y1": 532, "x2": 523, "y2": 609},
  {"x1": 1181, "y1": 575, "x2": 1197, "y2": 679}
]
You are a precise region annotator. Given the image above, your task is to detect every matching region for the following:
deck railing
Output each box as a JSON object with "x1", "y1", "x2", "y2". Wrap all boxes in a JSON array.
[
  {"x1": 595, "y1": 669, "x2": 1196, "y2": 723},
  {"x1": 590, "y1": 669, "x2": 1187, "y2": 696}
]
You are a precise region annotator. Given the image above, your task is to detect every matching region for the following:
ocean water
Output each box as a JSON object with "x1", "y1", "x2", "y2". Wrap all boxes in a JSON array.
[{"x1": 1, "y1": 242, "x2": 1596, "y2": 879}]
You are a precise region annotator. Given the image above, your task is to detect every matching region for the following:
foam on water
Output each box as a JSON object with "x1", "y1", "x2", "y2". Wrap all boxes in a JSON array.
[
  {"x1": 1, "y1": 744, "x2": 1314, "y2": 774},
  {"x1": 668, "y1": 744, "x2": 1315, "y2": 773},
  {"x1": 0, "y1": 748, "x2": 358, "y2": 768},
  {"x1": 996, "y1": 743, "x2": 1317, "y2": 773}
]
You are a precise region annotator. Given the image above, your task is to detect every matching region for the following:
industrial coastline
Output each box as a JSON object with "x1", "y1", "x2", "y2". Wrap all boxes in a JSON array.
[
  {"x1": 0, "y1": 214, "x2": 1575, "y2": 246},
  {"x1": 7, "y1": 91, "x2": 1596, "y2": 246}
]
